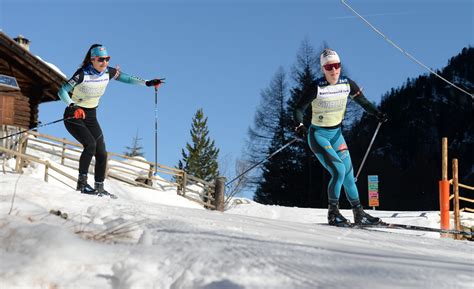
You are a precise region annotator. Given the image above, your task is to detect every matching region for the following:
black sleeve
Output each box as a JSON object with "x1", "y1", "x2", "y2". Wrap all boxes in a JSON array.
[
  {"x1": 107, "y1": 66, "x2": 120, "y2": 80},
  {"x1": 293, "y1": 83, "x2": 318, "y2": 125},
  {"x1": 67, "y1": 68, "x2": 84, "y2": 87},
  {"x1": 348, "y1": 78, "x2": 379, "y2": 115}
]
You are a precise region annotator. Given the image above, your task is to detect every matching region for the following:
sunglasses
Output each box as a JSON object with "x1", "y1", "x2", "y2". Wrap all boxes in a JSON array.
[
  {"x1": 93, "y1": 57, "x2": 111, "y2": 63},
  {"x1": 323, "y1": 63, "x2": 341, "y2": 71}
]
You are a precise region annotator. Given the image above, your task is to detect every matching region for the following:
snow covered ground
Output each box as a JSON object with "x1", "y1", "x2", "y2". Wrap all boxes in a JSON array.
[{"x1": 0, "y1": 147, "x2": 473, "y2": 289}]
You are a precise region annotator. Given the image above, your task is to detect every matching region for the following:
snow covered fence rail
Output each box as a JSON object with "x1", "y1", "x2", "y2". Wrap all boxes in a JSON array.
[
  {"x1": 177, "y1": 172, "x2": 217, "y2": 210},
  {"x1": 0, "y1": 146, "x2": 76, "y2": 183},
  {"x1": 23, "y1": 131, "x2": 181, "y2": 188},
  {"x1": 25, "y1": 130, "x2": 82, "y2": 166},
  {"x1": 106, "y1": 151, "x2": 182, "y2": 189},
  {"x1": 2, "y1": 131, "x2": 224, "y2": 210}
]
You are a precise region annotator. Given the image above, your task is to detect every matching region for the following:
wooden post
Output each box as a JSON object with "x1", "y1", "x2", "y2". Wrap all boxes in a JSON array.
[
  {"x1": 44, "y1": 162, "x2": 49, "y2": 182},
  {"x1": 182, "y1": 172, "x2": 187, "y2": 195},
  {"x1": 206, "y1": 185, "x2": 212, "y2": 209},
  {"x1": 61, "y1": 138, "x2": 66, "y2": 165},
  {"x1": 15, "y1": 136, "x2": 24, "y2": 172},
  {"x1": 148, "y1": 164, "x2": 154, "y2": 186},
  {"x1": 452, "y1": 159, "x2": 460, "y2": 233},
  {"x1": 22, "y1": 136, "x2": 29, "y2": 154},
  {"x1": 441, "y1": 138, "x2": 448, "y2": 180},
  {"x1": 214, "y1": 176, "x2": 226, "y2": 212},
  {"x1": 439, "y1": 137, "x2": 450, "y2": 230}
]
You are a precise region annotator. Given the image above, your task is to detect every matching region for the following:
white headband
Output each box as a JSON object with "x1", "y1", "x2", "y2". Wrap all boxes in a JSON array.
[{"x1": 320, "y1": 49, "x2": 340, "y2": 66}]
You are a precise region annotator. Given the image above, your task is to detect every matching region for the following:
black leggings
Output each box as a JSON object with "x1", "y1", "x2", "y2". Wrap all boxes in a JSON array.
[{"x1": 64, "y1": 106, "x2": 107, "y2": 182}]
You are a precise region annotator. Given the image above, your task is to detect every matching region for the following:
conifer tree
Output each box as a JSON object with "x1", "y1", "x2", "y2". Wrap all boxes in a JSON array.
[
  {"x1": 178, "y1": 108, "x2": 220, "y2": 182},
  {"x1": 283, "y1": 39, "x2": 327, "y2": 208},
  {"x1": 254, "y1": 39, "x2": 325, "y2": 207},
  {"x1": 124, "y1": 130, "x2": 145, "y2": 157},
  {"x1": 346, "y1": 46, "x2": 473, "y2": 210},
  {"x1": 244, "y1": 67, "x2": 288, "y2": 189}
]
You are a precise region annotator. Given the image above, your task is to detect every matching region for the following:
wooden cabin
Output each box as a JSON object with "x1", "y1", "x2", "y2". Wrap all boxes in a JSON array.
[{"x1": 0, "y1": 32, "x2": 65, "y2": 146}]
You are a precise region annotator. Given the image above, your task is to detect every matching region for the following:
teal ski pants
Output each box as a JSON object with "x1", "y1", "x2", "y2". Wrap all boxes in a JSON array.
[{"x1": 307, "y1": 125, "x2": 361, "y2": 206}]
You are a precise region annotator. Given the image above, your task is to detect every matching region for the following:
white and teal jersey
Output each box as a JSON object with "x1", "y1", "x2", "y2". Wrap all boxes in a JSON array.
[
  {"x1": 58, "y1": 65, "x2": 147, "y2": 108},
  {"x1": 311, "y1": 77, "x2": 351, "y2": 127},
  {"x1": 294, "y1": 76, "x2": 379, "y2": 127}
]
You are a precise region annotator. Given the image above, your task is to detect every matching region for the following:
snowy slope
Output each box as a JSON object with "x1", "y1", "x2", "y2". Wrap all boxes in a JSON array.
[{"x1": 0, "y1": 157, "x2": 473, "y2": 289}]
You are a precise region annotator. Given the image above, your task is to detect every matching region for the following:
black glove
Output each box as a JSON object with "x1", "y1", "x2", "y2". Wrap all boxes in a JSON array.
[
  {"x1": 376, "y1": 112, "x2": 389, "y2": 123},
  {"x1": 145, "y1": 78, "x2": 165, "y2": 87},
  {"x1": 295, "y1": 123, "x2": 307, "y2": 138}
]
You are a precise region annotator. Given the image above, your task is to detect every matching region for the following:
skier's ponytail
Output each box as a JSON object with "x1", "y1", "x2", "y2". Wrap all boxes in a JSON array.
[{"x1": 80, "y1": 43, "x2": 102, "y2": 68}]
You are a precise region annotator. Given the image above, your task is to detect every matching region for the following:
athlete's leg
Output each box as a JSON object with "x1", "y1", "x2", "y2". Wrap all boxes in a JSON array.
[
  {"x1": 64, "y1": 108, "x2": 97, "y2": 176},
  {"x1": 332, "y1": 133, "x2": 361, "y2": 206},
  {"x1": 82, "y1": 109, "x2": 107, "y2": 183},
  {"x1": 332, "y1": 132, "x2": 381, "y2": 224},
  {"x1": 308, "y1": 126, "x2": 346, "y2": 205}
]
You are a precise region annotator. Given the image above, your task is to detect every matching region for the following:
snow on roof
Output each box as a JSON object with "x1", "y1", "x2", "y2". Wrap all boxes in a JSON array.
[{"x1": 35, "y1": 55, "x2": 67, "y2": 79}]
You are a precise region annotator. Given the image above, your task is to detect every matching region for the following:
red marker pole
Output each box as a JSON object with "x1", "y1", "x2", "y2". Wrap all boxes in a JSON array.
[{"x1": 439, "y1": 137, "x2": 450, "y2": 231}]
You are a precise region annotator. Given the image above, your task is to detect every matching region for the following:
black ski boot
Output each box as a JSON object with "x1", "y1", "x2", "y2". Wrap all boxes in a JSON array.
[
  {"x1": 352, "y1": 205, "x2": 381, "y2": 226},
  {"x1": 328, "y1": 203, "x2": 351, "y2": 227},
  {"x1": 94, "y1": 182, "x2": 117, "y2": 199},
  {"x1": 77, "y1": 174, "x2": 96, "y2": 195}
]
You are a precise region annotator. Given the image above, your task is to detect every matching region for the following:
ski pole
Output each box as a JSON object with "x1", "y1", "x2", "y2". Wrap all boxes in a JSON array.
[
  {"x1": 153, "y1": 83, "x2": 161, "y2": 176},
  {"x1": 354, "y1": 121, "x2": 383, "y2": 182},
  {"x1": 0, "y1": 116, "x2": 73, "y2": 140},
  {"x1": 226, "y1": 137, "x2": 299, "y2": 187}
]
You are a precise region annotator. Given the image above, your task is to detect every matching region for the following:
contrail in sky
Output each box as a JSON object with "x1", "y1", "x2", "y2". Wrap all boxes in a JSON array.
[{"x1": 329, "y1": 11, "x2": 412, "y2": 20}]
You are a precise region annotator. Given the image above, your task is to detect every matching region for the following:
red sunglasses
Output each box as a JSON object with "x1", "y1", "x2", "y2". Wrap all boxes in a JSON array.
[
  {"x1": 93, "y1": 56, "x2": 111, "y2": 63},
  {"x1": 323, "y1": 63, "x2": 341, "y2": 71}
]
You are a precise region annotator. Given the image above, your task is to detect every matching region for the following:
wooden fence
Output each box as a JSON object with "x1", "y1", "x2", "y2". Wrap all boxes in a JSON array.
[
  {"x1": 1, "y1": 131, "x2": 222, "y2": 210},
  {"x1": 450, "y1": 158, "x2": 473, "y2": 235},
  {"x1": 439, "y1": 137, "x2": 473, "y2": 239}
]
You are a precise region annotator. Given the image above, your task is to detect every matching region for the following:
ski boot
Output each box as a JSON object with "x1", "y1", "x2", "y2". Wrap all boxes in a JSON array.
[
  {"x1": 77, "y1": 174, "x2": 96, "y2": 195},
  {"x1": 352, "y1": 205, "x2": 381, "y2": 226},
  {"x1": 328, "y1": 203, "x2": 351, "y2": 227},
  {"x1": 94, "y1": 182, "x2": 118, "y2": 199}
]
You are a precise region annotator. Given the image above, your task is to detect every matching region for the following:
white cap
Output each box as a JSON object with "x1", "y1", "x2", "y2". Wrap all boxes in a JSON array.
[{"x1": 320, "y1": 49, "x2": 340, "y2": 66}]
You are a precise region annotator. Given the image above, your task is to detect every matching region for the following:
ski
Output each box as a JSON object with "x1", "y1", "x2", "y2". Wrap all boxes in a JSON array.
[
  {"x1": 98, "y1": 191, "x2": 118, "y2": 199},
  {"x1": 80, "y1": 190, "x2": 118, "y2": 199},
  {"x1": 353, "y1": 222, "x2": 473, "y2": 237}
]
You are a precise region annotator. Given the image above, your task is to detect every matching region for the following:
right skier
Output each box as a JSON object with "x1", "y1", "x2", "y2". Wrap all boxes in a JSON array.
[{"x1": 293, "y1": 48, "x2": 388, "y2": 227}]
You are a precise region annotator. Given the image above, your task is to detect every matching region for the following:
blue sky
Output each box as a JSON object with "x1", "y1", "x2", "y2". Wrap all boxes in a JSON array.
[{"x1": 1, "y1": 0, "x2": 472, "y2": 195}]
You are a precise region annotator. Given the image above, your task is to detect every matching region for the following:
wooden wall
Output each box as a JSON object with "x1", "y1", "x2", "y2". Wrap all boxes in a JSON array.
[{"x1": 0, "y1": 51, "x2": 42, "y2": 129}]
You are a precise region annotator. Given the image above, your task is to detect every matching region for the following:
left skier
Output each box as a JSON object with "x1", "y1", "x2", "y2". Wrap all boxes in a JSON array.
[{"x1": 58, "y1": 44, "x2": 163, "y2": 196}]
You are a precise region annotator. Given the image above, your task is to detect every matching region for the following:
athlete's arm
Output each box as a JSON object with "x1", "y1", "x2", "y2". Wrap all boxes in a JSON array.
[
  {"x1": 58, "y1": 69, "x2": 83, "y2": 106},
  {"x1": 348, "y1": 78, "x2": 379, "y2": 115},
  {"x1": 108, "y1": 67, "x2": 147, "y2": 86},
  {"x1": 294, "y1": 84, "x2": 318, "y2": 125}
]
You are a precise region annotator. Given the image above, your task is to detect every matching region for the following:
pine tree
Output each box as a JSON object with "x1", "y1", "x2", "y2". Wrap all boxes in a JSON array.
[
  {"x1": 346, "y1": 46, "x2": 473, "y2": 210},
  {"x1": 178, "y1": 108, "x2": 220, "y2": 182},
  {"x1": 254, "y1": 123, "x2": 295, "y2": 205},
  {"x1": 283, "y1": 39, "x2": 326, "y2": 208},
  {"x1": 244, "y1": 67, "x2": 288, "y2": 189},
  {"x1": 254, "y1": 39, "x2": 326, "y2": 208},
  {"x1": 124, "y1": 130, "x2": 144, "y2": 157},
  {"x1": 252, "y1": 68, "x2": 293, "y2": 204}
]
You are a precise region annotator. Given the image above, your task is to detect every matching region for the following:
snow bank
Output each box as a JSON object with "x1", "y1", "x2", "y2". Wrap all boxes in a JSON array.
[{"x1": 0, "y1": 153, "x2": 473, "y2": 289}]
